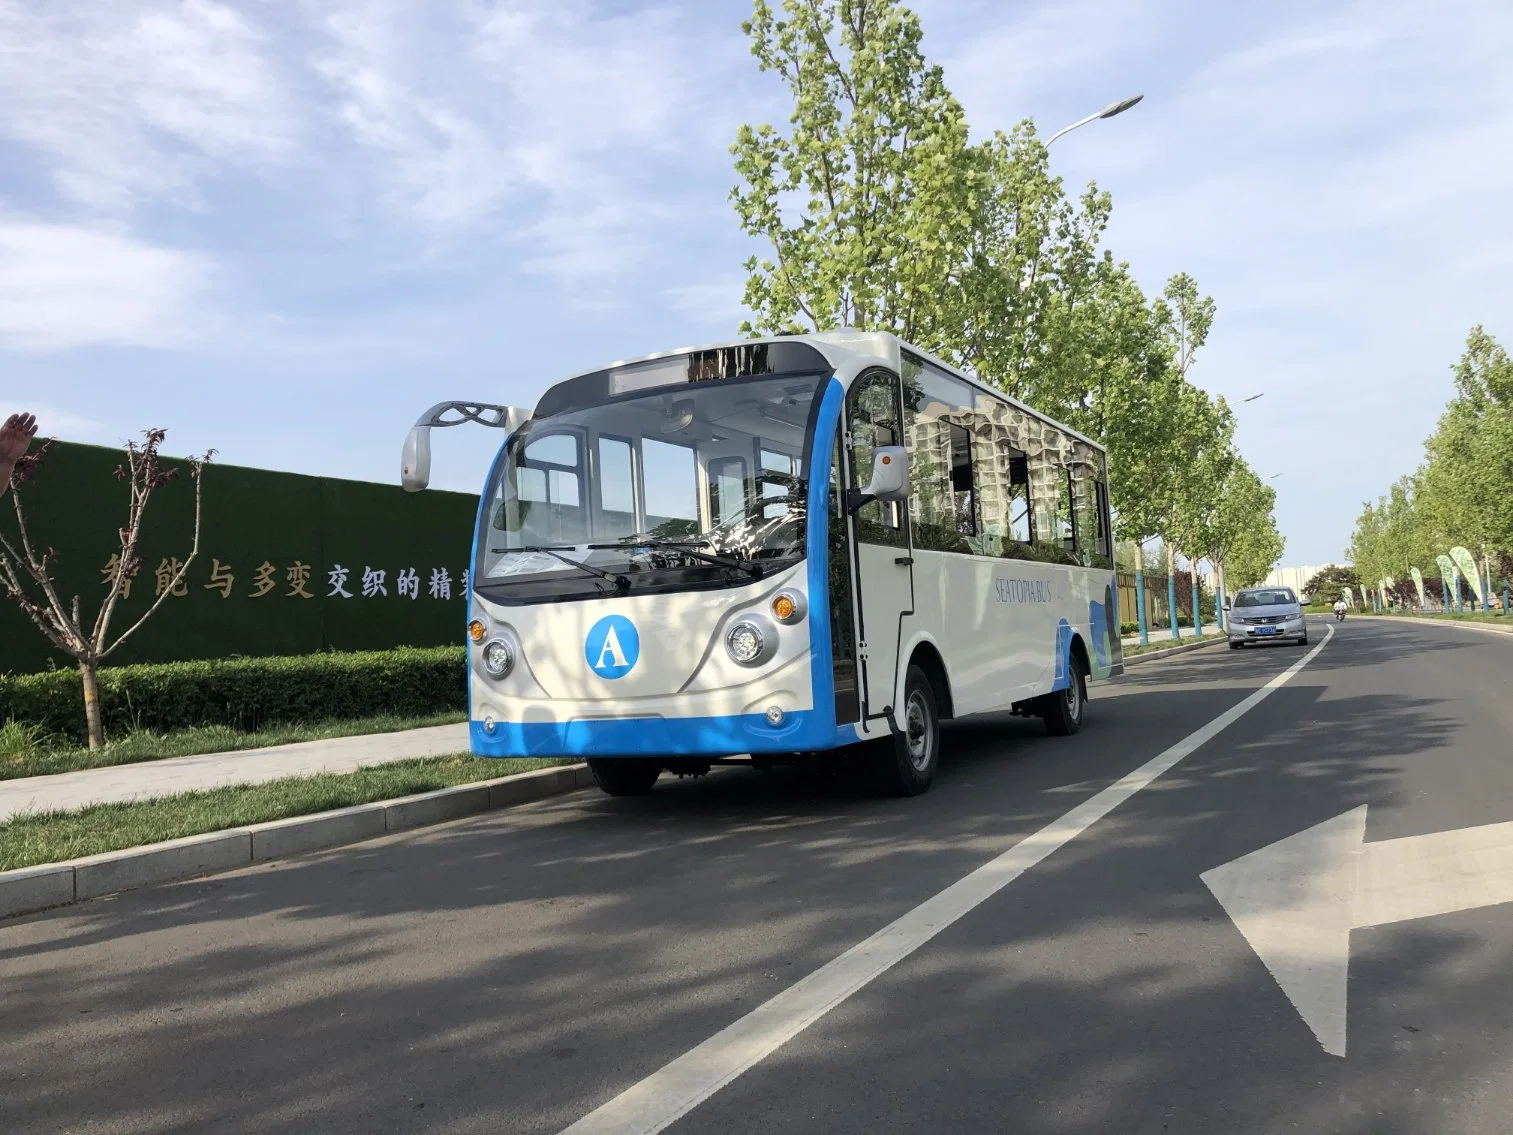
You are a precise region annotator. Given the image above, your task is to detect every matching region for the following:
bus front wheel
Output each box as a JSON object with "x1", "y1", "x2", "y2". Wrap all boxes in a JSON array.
[
  {"x1": 874, "y1": 665, "x2": 940, "y2": 797},
  {"x1": 587, "y1": 758, "x2": 661, "y2": 797}
]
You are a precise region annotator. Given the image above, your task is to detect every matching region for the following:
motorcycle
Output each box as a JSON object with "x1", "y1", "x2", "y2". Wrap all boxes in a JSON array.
[{"x1": 1334, "y1": 607, "x2": 1346, "y2": 622}]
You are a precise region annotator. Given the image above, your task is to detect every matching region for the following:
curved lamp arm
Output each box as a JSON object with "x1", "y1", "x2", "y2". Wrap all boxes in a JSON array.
[{"x1": 401, "y1": 401, "x2": 530, "y2": 492}]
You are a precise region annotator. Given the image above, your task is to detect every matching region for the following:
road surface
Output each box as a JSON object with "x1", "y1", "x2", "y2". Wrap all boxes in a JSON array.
[{"x1": 3, "y1": 617, "x2": 1511, "y2": 1134}]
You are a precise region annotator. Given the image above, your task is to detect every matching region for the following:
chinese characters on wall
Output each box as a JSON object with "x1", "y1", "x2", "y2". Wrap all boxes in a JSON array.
[{"x1": 102, "y1": 557, "x2": 471, "y2": 601}]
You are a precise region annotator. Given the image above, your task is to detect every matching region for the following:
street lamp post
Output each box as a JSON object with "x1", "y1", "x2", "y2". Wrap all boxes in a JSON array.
[
  {"x1": 1045, "y1": 94, "x2": 1144, "y2": 147},
  {"x1": 1045, "y1": 92, "x2": 1144, "y2": 646}
]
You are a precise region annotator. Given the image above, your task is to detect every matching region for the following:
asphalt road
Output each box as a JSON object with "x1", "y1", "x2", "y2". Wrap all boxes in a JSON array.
[{"x1": 4, "y1": 617, "x2": 1512, "y2": 1134}]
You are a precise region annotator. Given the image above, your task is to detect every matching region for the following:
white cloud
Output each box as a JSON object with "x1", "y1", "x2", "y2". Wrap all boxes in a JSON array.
[
  {"x1": 0, "y1": 0, "x2": 296, "y2": 212},
  {"x1": 309, "y1": 0, "x2": 751, "y2": 285},
  {"x1": 0, "y1": 220, "x2": 212, "y2": 351}
]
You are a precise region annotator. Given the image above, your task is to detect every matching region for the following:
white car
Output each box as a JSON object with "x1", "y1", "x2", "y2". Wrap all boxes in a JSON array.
[{"x1": 1227, "y1": 587, "x2": 1308, "y2": 648}]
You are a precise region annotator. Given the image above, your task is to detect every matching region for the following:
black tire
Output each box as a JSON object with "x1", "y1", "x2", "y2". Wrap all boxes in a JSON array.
[
  {"x1": 1298, "y1": 634, "x2": 1309, "y2": 647},
  {"x1": 587, "y1": 758, "x2": 661, "y2": 796},
  {"x1": 1229, "y1": 641, "x2": 1242, "y2": 650},
  {"x1": 872, "y1": 664, "x2": 940, "y2": 797},
  {"x1": 1042, "y1": 664, "x2": 1087, "y2": 736}
]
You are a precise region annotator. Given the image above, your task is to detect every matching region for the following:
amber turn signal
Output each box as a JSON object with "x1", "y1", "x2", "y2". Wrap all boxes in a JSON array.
[
  {"x1": 467, "y1": 619, "x2": 486, "y2": 643},
  {"x1": 770, "y1": 590, "x2": 806, "y2": 624}
]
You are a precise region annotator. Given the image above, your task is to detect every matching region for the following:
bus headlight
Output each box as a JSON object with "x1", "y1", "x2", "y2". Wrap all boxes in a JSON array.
[
  {"x1": 726, "y1": 617, "x2": 777, "y2": 667},
  {"x1": 481, "y1": 638, "x2": 515, "y2": 678},
  {"x1": 771, "y1": 590, "x2": 807, "y2": 624}
]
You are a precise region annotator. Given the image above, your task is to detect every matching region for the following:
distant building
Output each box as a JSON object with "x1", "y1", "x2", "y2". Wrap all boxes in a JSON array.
[{"x1": 1263, "y1": 565, "x2": 1334, "y2": 597}]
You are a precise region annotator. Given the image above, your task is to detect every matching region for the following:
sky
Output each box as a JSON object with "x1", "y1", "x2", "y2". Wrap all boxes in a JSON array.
[{"x1": 2, "y1": 0, "x2": 1511, "y2": 567}]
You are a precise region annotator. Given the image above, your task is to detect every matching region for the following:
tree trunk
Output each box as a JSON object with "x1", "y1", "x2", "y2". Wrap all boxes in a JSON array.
[{"x1": 81, "y1": 658, "x2": 104, "y2": 751}]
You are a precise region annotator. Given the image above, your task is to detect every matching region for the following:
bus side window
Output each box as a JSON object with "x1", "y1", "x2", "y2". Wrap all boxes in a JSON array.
[
  {"x1": 708, "y1": 456, "x2": 748, "y2": 526},
  {"x1": 507, "y1": 432, "x2": 585, "y2": 544},
  {"x1": 847, "y1": 371, "x2": 907, "y2": 547},
  {"x1": 1058, "y1": 469, "x2": 1077, "y2": 554},
  {"x1": 642, "y1": 439, "x2": 699, "y2": 539},
  {"x1": 900, "y1": 353, "x2": 976, "y2": 553},
  {"x1": 759, "y1": 449, "x2": 798, "y2": 519},
  {"x1": 598, "y1": 436, "x2": 636, "y2": 541}
]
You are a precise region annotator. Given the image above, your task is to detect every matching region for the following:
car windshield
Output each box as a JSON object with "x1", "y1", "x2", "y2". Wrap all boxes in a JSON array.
[
  {"x1": 475, "y1": 373, "x2": 824, "y2": 604},
  {"x1": 1235, "y1": 589, "x2": 1296, "y2": 607}
]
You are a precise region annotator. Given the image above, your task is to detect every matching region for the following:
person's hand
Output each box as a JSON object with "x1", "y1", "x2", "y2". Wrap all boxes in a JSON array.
[{"x1": 0, "y1": 412, "x2": 37, "y2": 465}]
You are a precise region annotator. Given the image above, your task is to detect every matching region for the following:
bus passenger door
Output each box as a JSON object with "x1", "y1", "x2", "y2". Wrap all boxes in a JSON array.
[{"x1": 845, "y1": 369, "x2": 914, "y2": 727}]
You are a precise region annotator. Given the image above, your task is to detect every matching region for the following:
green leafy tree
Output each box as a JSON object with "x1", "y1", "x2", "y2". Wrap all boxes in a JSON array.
[
  {"x1": 731, "y1": 0, "x2": 979, "y2": 337},
  {"x1": 730, "y1": 0, "x2": 1113, "y2": 404},
  {"x1": 1302, "y1": 564, "x2": 1361, "y2": 600}
]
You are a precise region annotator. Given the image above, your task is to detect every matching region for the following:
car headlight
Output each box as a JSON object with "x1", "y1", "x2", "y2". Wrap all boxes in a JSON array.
[
  {"x1": 481, "y1": 638, "x2": 515, "y2": 678},
  {"x1": 726, "y1": 616, "x2": 777, "y2": 666}
]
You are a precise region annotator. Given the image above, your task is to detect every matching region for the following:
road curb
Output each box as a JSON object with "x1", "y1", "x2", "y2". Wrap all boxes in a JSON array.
[
  {"x1": 0, "y1": 762, "x2": 594, "y2": 922},
  {"x1": 1122, "y1": 637, "x2": 1227, "y2": 666}
]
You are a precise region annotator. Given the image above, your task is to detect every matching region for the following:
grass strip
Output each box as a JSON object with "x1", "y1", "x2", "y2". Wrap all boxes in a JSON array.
[
  {"x1": 0, "y1": 754, "x2": 574, "y2": 872},
  {"x1": 1121, "y1": 632, "x2": 1222, "y2": 658},
  {"x1": 1383, "y1": 611, "x2": 1511, "y2": 625},
  {"x1": 0, "y1": 711, "x2": 468, "y2": 782}
]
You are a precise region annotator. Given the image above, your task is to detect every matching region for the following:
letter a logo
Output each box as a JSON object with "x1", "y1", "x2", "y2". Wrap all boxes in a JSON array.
[
  {"x1": 595, "y1": 627, "x2": 628, "y2": 671},
  {"x1": 585, "y1": 615, "x2": 640, "y2": 680}
]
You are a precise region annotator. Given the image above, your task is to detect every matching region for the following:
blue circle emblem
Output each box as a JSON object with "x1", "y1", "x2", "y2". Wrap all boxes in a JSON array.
[{"x1": 585, "y1": 615, "x2": 640, "y2": 680}]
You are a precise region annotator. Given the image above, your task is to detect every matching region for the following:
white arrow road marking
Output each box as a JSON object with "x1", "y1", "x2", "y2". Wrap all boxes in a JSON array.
[
  {"x1": 558, "y1": 626, "x2": 1335, "y2": 1135},
  {"x1": 1202, "y1": 807, "x2": 1513, "y2": 1058}
]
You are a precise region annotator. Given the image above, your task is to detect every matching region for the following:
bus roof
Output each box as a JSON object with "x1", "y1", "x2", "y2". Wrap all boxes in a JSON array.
[{"x1": 532, "y1": 330, "x2": 1106, "y2": 454}]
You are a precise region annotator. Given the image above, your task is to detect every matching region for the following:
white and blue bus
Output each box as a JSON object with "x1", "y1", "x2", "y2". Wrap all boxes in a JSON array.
[{"x1": 402, "y1": 331, "x2": 1122, "y2": 797}]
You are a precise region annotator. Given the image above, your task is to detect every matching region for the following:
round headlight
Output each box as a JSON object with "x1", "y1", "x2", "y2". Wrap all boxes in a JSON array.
[
  {"x1": 771, "y1": 590, "x2": 807, "y2": 624},
  {"x1": 725, "y1": 616, "x2": 778, "y2": 666},
  {"x1": 726, "y1": 621, "x2": 765, "y2": 665},
  {"x1": 481, "y1": 638, "x2": 514, "y2": 677}
]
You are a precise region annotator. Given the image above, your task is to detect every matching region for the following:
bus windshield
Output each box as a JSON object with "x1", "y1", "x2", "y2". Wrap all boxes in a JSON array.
[{"x1": 475, "y1": 373, "x2": 824, "y2": 604}]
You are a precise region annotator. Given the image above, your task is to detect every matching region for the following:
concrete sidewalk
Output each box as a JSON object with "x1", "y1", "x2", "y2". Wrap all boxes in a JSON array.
[
  {"x1": 0, "y1": 722, "x2": 470, "y2": 823},
  {"x1": 1121, "y1": 626, "x2": 1208, "y2": 646}
]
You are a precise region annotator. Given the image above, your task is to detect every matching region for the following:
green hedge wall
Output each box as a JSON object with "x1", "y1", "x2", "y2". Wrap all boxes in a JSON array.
[
  {"x1": 0, "y1": 440, "x2": 479, "y2": 674},
  {"x1": 0, "y1": 647, "x2": 467, "y2": 744}
]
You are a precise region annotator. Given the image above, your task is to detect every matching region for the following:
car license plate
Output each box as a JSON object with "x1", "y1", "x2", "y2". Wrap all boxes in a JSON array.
[{"x1": 1255, "y1": 626, "x2": 1276, "y2": 635}]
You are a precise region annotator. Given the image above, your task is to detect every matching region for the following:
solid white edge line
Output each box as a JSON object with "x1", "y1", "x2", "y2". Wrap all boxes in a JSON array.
[{"x1": 559, "y1": 624, "x2": 1337, "y2": 1135}]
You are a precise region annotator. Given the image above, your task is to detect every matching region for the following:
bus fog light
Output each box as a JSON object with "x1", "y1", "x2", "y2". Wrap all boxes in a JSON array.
[
  {"x1": 771, "y1": 590, "x2": 807, "y2": 624},
  {"x1": 765, "y1": 706, "x2": 784, "y2": 726},
  {"x1": 726, "y1": 617, "x2": 777, "y2": 666},
  {"x1": 483, "y1": 714, "x2": 496, "y2": 733},
  {"x1": 481, "y1": 638, "x2": 515, "y2": 677}
]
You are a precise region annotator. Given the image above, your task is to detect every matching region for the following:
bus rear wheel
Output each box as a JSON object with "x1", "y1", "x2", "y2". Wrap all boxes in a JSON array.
[
  {"x1": 587, "y1": 758, "x2": 661, "y2": 797},
  {"x1": 1041, "y1": 666, "x2": 1086, "y2": 736},
  {"x1": 873, "y1": 665, "x2": 940, "y2": 797}
]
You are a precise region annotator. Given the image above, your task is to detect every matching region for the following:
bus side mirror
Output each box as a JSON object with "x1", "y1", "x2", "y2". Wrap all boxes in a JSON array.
[
  {"x1": 401, "y1": 402, "x2": 529, "y2": 492},
  {"x1": 401, "y1": 425, "x2": 432, "y2": 492},
  {"x1": 847, "y1": 446, "x2": 909, "y2": 513}
]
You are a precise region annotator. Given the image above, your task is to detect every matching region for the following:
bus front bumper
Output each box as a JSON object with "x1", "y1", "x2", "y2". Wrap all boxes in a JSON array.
[{"x1": 469, "y1": 711, "x2": 857, "y2": 759}]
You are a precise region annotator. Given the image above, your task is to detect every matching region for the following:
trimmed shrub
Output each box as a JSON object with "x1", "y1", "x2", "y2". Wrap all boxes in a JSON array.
[{"x1": 0, "y1": 646, "x2": 467, "y2": 745}]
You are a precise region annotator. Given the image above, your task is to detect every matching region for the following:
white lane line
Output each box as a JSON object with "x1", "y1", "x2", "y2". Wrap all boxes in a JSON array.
[{"x1": 560, "y1": 625, "x2": 1336, "y2": 1135}]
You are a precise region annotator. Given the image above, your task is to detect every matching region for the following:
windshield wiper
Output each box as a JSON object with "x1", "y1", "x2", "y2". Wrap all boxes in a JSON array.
[
  {"x1": 487, "y1": 545, "x2": 631, "y2": 592},
  {"x1": 588, "y1": 538, "x2": 765, "y2": 579}
]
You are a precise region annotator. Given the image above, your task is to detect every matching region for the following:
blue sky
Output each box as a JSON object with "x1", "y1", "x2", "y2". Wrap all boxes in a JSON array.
[{"x1": 2, "y1": 0, "x2": 1510, "y2": 566}]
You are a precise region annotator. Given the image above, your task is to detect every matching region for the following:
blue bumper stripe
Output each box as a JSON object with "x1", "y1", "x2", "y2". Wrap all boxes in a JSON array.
[{"x1": 471, "y1": 714, "x2": 858, "y2": 759}]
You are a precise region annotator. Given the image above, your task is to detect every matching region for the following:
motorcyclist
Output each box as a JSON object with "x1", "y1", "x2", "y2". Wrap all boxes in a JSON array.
[{"x1": 1333, "y1": 596, "x2": 1347, "y2": 621}]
